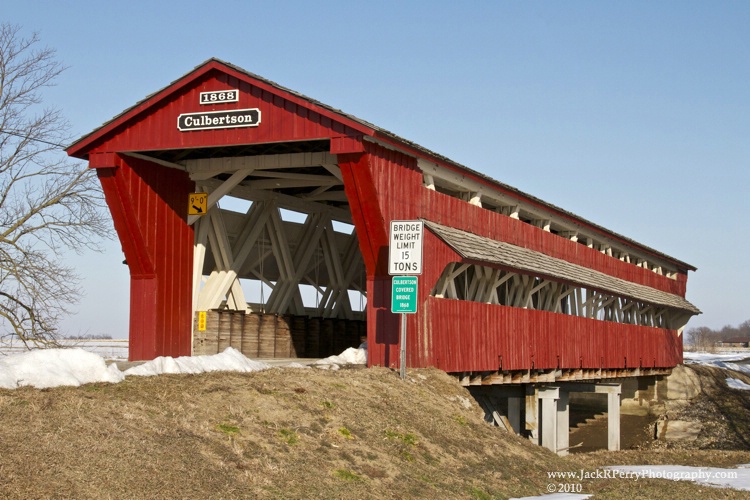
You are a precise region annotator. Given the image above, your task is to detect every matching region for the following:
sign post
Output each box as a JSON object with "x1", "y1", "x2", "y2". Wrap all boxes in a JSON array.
[
  {"x1": 392, "y1": 276, "x2": 418, "y2": 379},
  {"x1": 389, "y1": 221, "x2": 423, "y2": 379}
]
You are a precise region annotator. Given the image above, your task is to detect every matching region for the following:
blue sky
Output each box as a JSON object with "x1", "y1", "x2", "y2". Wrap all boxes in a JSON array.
[{"x1": 5, "y1": 1, "x2": 748, "y2": 337}]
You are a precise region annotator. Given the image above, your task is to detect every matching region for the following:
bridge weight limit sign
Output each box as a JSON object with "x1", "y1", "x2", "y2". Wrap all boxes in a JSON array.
[
  {"x1": 389, "y1": 220, "x2": 423, "y2": 379},
  {"x1": 389, "y1": 220, "x2": 423, "y2": 275}
]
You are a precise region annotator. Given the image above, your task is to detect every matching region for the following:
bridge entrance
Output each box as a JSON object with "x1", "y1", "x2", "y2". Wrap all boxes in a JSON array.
[{"x1": 134, "y1": 146, "x2": 366, "y2": 360}]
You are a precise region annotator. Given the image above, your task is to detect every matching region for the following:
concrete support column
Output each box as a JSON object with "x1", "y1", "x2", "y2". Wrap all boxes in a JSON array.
[
  {"x1": 525, "y1": 385, "x2": 538, "y2": 445},
  {"x1": 556, "y1": 390, "x2": 570, "y2": 456},
  {"x1": 557, "y1": 381, "x2": 623, "y2": 452},
  {"x1": 538, "y1": 387, "x2": 560, "y2": 453},
  {"x1": 607, "y1": 388, "x2": 621, "y2": 451},
  {"x1": 508, "y1": 396, "x2": 522, "y2": 435}
]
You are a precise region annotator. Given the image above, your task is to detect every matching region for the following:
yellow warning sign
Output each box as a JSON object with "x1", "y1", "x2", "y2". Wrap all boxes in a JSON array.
[
  {"x1": 197, "y1": 311, "x2": 207, "y2": 331},
  {"x1": 189, "y1": 192, "x2": 208, "y2": 216}
]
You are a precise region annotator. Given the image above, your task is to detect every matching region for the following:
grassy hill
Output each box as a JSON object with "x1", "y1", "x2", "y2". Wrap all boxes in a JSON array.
[{"x1": 1, "y1": 364, "x2": 750, "y2": 498}]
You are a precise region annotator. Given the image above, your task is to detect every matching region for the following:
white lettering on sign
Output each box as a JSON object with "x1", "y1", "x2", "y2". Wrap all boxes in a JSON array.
[
  {"x1": 389, "y1": 220, "x2": 424, "y2": 276},
  {"x1": 199, "y1": 89, "x2": 239, "y2": 105},
  {"x1": 177, "y1": 108, "x2": 261, "y2": 131},
  {"x1": 391, "y1": 275, "x2": 418, "y2": 314}
]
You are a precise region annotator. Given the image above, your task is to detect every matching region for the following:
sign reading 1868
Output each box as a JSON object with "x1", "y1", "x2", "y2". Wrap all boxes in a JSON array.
[
  {"x1": 177, "y1": 108, "x2": 261, "y2": 132},
  {"x1": 199, "y1": 89, "x2": 239, "y2": 105}
]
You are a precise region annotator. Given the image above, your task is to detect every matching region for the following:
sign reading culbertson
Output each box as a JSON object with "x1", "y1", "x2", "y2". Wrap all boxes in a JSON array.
[
  {"x1": 391, "y1": 276, "x2": 418, "y2": 314},
  {"x1": 177, "y1": 108, "x2": 261, "y2": 132}
]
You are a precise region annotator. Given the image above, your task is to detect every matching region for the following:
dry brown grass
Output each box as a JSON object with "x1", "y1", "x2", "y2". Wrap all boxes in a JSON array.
[{"x1": 1, "y1": 365, "x2": 749, "y2": 499}]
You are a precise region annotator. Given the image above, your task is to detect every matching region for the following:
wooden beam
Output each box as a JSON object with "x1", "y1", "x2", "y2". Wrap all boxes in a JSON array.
[
  {"x1": 196, "y1": 202, "x2": 270, "y2": 311},
  {"x1": 121, "y1": 152, "x2": 187, "y2": 171},
  {"x1": 188, "y1": 168, "x2": 254, "y2": 225},
  {"x1": 266, "y1": 212, "x2": 325, "y2": 314},
  {"x1": 207, "y1": 180, "x2": 353, "y2": 223},
  {"x1": 186, "y1": 152, "x2": 338, "y2": 180}
]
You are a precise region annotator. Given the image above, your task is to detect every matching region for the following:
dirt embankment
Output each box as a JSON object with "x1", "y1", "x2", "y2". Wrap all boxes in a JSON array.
[
  {"x1": 2, "y1": 364, "x2": 750, "y2": 499},
  {"x1": 0, "y1": 367, "x2": 569, "y2": 499},
  {"x1": 644, "y1": 363, "x2": 750, "y2": 451}
]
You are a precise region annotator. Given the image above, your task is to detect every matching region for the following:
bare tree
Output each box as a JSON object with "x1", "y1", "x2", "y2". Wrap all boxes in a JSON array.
[
  {"x1": 0, "y1": 24, "x2": 111, "y2": 347},
  {"x1": 685, "y1": 326, "x2": 719, "y2": 352}
]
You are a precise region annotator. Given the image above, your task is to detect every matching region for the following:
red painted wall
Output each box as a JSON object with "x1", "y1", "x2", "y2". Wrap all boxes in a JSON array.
[
  {"x1": 341, "y1": 140, "x2": 688, "y2": 372},
  {"x1": 96, "y1": 154, "x2": 194, "y2": 361},
  {"x1": 76, "y1": 68, "x2": 365, "y2": 155},
  {"x1": 423, "y1": 298, "x2": 682, "y2": 373}
]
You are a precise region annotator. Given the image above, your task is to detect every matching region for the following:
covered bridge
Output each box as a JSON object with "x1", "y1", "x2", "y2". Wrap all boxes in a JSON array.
[{"x1": 67, "y1": 59, "x2": 699, "y2": 452}]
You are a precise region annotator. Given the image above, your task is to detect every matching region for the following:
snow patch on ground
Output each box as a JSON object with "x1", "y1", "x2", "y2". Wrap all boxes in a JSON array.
[
  {"x1": 122, "y1": 347, "x2": 272, "y2": 376},
  {"x1": 683, "y1": 351, "x2": 750, "y2": 375},
  {"x1": 312, "y1": 347, "x2": 367, "y2": 369},
  {"x1": 0, "y1": 348, "x2": 124, "y2": 389},
  {"x1": 0, "y1": 346, "x2": 367, "y2": 390},
  {"x1": 726, "y1": 377, "x2": 750, "y2": 390},
  {"x1": 606, "y1": 464, "x2": 750, "y2": 491}
]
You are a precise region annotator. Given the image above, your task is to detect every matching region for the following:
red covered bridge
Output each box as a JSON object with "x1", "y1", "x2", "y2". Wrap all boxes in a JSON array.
[{"x1": 67, "y1": 59, "x2": 699, "y2": 452}]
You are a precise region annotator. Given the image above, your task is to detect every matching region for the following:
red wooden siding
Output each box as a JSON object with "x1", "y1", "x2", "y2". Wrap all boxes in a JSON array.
[
  {"x1": 79, "y1": 69, "x2": 366, "y2": 156},
  {"x1": 423, "y1": 298, "x2": 683, "y2": 373},
  {"x1": 97, "y1": 154, "x2": 194, "y2": 360},
  {"x1": 342, "y1": 141, "x2": 689, "y2": 371},
  {"x1": 339, "y1": 144, "x2": 422, "y2": 368},
  {"x1": 421, "y1": 190, "x2": 686, "y2": 297}
]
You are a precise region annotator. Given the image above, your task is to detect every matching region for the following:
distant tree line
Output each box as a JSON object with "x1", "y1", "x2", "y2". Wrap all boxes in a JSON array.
[
  {"x1": 685, "y1": 319, "x2": 750, "y2": 351},
  {"x1": 65, "y1": 334, "x2": 113, "y2": 340}
]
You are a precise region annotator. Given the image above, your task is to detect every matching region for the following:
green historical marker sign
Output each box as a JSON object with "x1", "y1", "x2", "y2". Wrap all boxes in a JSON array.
[{"x1": 391, "y1": 276, "x2": 418, "y2": 314}]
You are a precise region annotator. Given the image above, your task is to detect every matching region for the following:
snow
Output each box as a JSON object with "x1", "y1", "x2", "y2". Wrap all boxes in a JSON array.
[
  {"x1": 683, "y1": 351, "x2": 750, "y2": 375},
  {"x1": 0, "y1": 338, "x2": 129, "y2": 360},
  {"x1": 684, "y1": 351, "x2": 750, "y2": 382},
  {"x1": 0, "y1": 346, "x2": 367, "y2": 390},
  {"x1": 311, "y1": 347, "x2": 367, "y2": 370},
  {"x1": 683, "y1": 352, "x2": 750, "y2": 364},
  {"x1": 606, "y1": 464, "x2": 750, "y2": 491},
  {"x1": 123, "y1": 347, "x2": 271, "y2": 376},
  {"x1": 516, "y1": 463, "x2": 750, "y2": 498},
  {"x1": 726, "y1": 378, "x2": 750, "y2": 390},
  {"x1": 0, "y1": 348, "x2": 124, "y2": 389}
]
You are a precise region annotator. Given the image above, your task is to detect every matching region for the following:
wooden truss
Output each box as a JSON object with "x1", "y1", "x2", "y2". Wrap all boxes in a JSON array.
[
  {"x1": 188, "y1": 153, "x2": 366, "y2": 321},
  {"x1": 432, "y1": 262, "x2": 691, "y2": 332}
]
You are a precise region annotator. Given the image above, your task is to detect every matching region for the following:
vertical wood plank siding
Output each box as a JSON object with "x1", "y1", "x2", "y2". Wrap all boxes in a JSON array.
[
  {"x1": 81, "y1": 69, "x2": 364, "y2": 154},
  {"x1": 96, "y1": 154, "x2": 194, "y2": 361},
  {"x1": 348, "y1": 141, "x2": 687, "y2": 372},
  {"x1": 423, "y1": 298, "x2": 682, "y2": 373}
]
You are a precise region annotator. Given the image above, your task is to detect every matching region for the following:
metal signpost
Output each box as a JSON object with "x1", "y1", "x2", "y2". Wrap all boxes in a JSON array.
[{"x1": 389, "y1": 221, "x2": 423, "y2": 379}]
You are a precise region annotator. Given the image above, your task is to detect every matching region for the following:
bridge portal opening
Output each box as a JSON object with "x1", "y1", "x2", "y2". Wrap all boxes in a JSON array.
[{"x1": 137, "y1": 141, "x2": 367, "y2": 360}]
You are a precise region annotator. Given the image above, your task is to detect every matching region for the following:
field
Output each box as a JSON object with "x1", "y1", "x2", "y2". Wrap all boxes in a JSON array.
[
  {"x1": 2, "y1": 358, "x2": 750, "y2": 498},
  {"x1": 0, "y1": 338, "x2": 129, "y2": 360}
]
